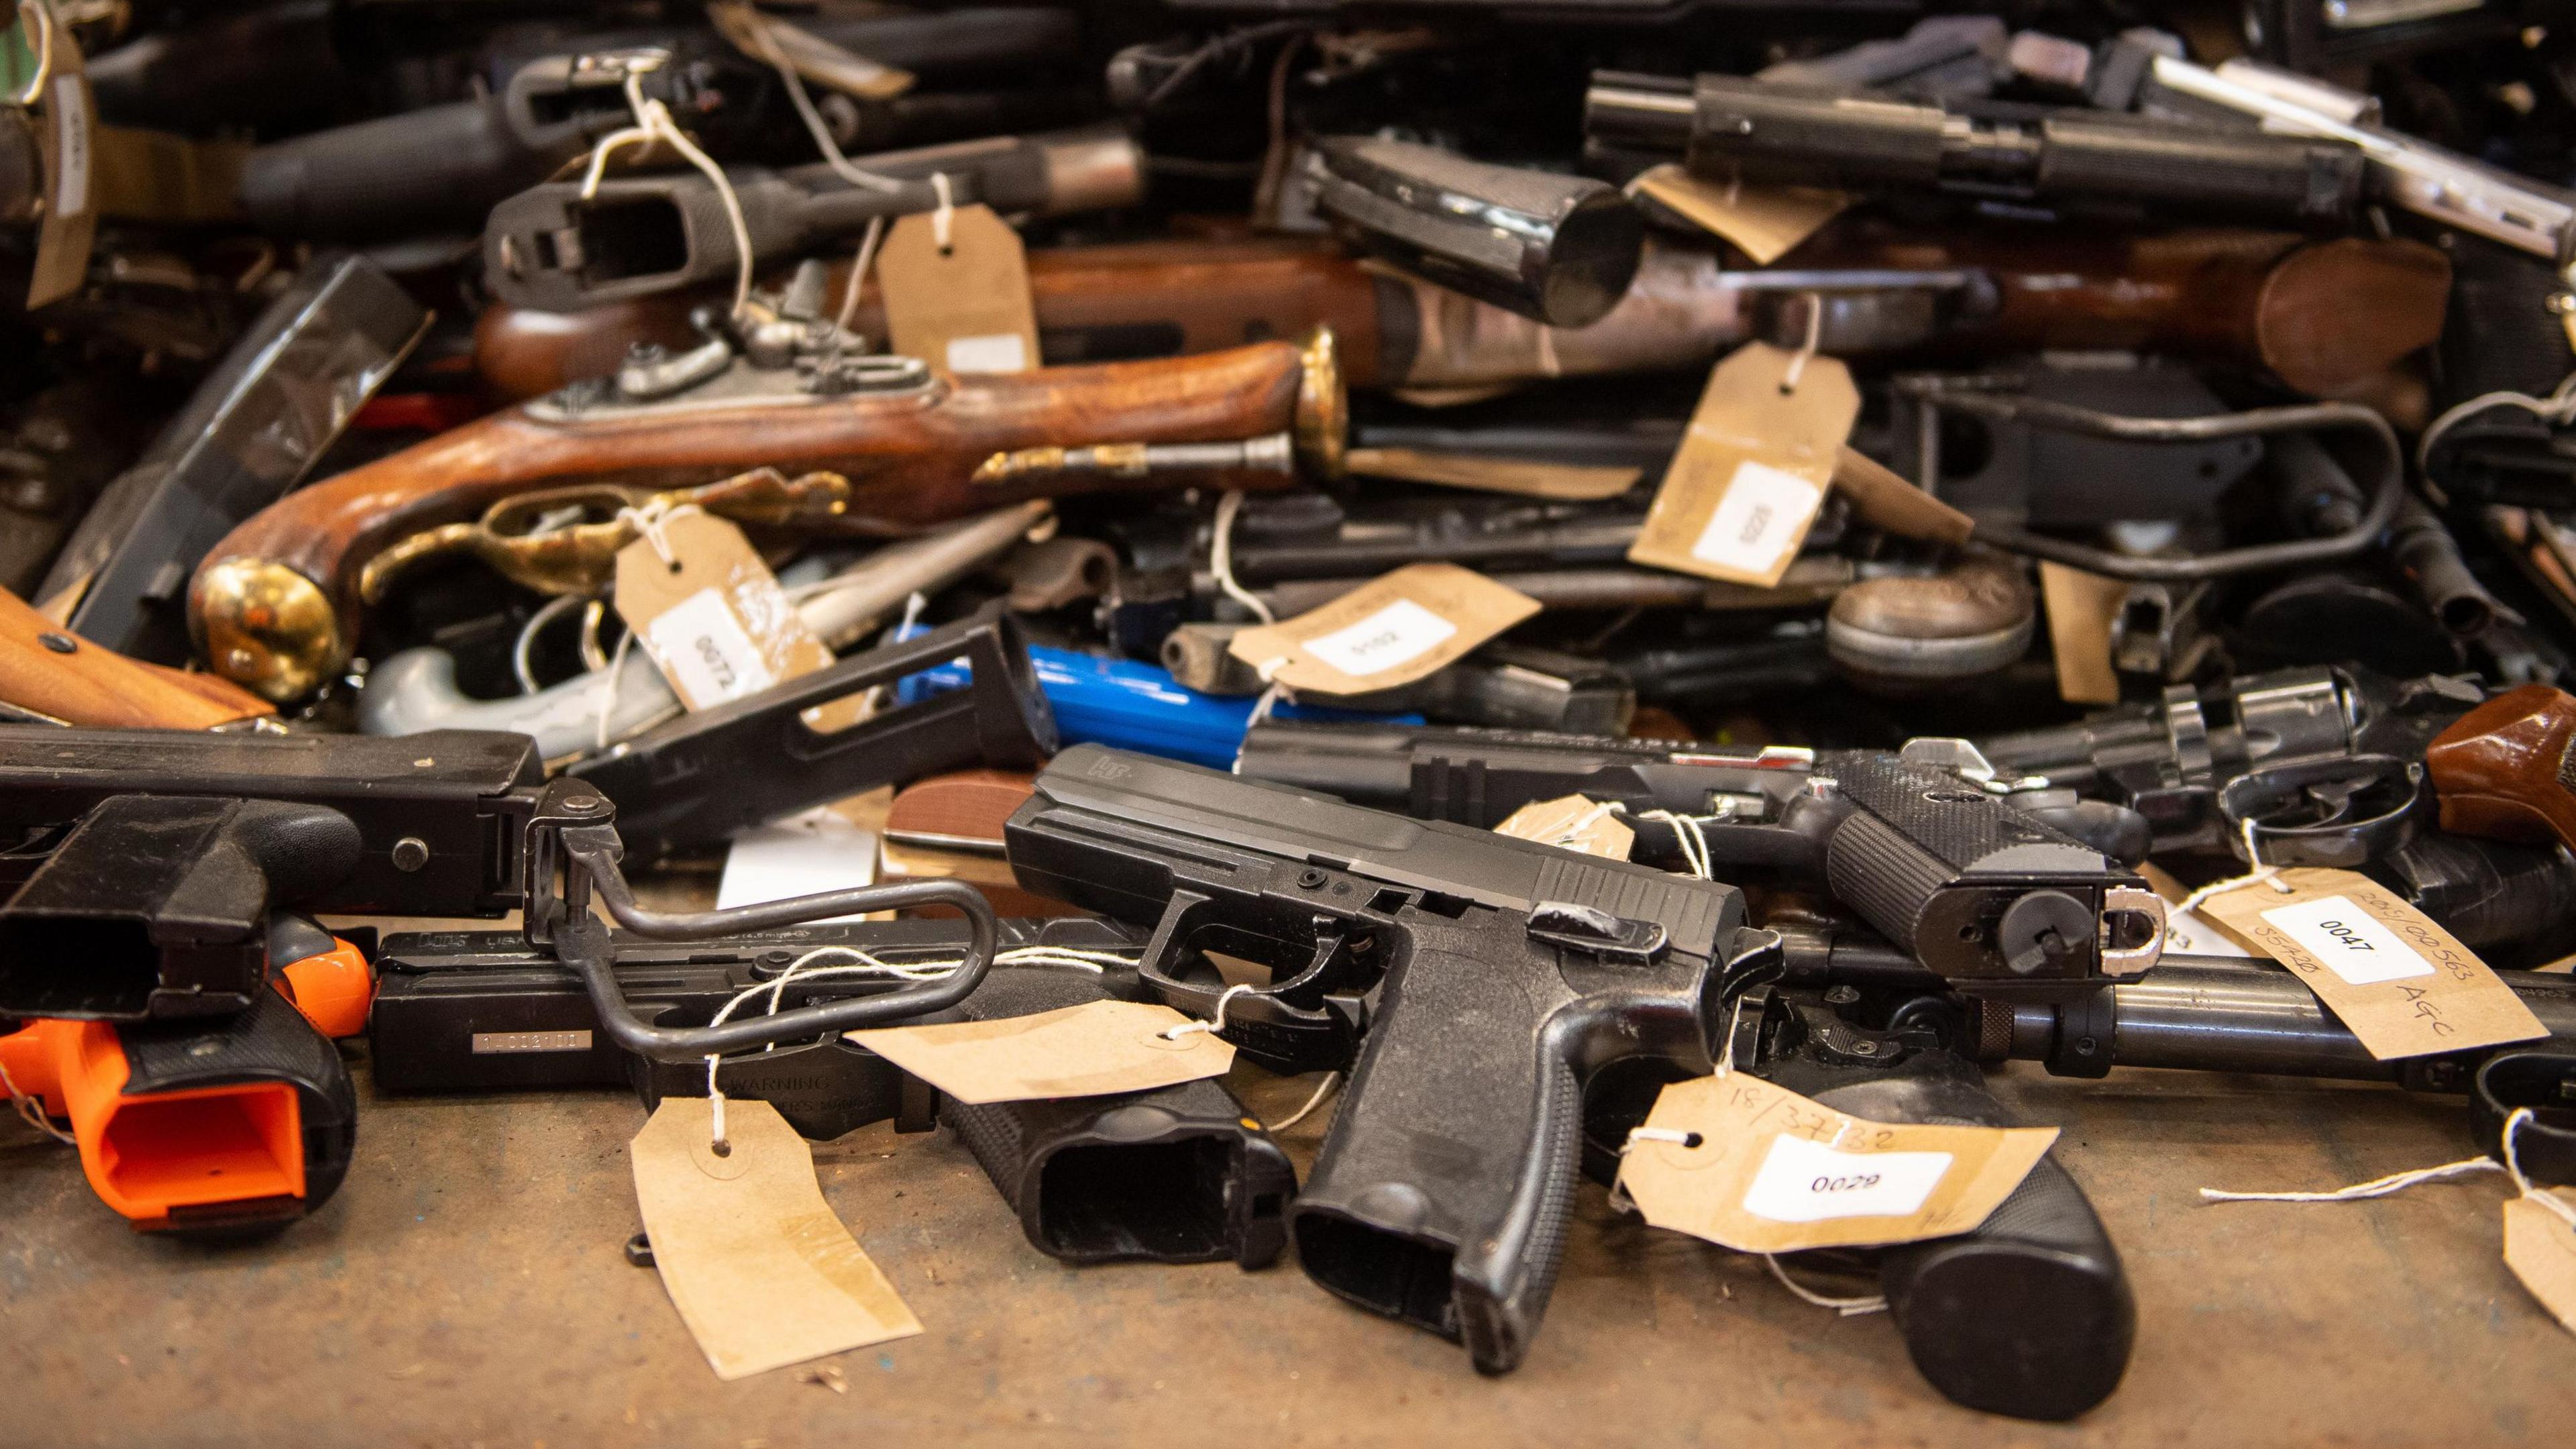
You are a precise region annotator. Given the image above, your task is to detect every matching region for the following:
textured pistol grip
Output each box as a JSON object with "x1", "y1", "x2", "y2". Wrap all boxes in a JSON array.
[
  {"x1": 936, "y1": 967, "x2": 1295, "y2": 1267},
  {"x1": 1290, "y1": 934, "x2": 1586, "y2": 1374},
  {"x1": 1876, "y1": 1154, "x2": 2135, "y2": 1421},
  {"x1": 110, "y1": 988, "x2": 360, "y2": 1236}
]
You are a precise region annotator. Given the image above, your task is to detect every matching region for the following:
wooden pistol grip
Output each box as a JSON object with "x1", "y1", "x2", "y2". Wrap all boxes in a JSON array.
[
  {"x1": 2424, "y1": 684, "x2": 2576, "y2": 850},
  {"x1": 0, "y1": 586, "x2": 270, "y2": 729},
  {"x1": 192, "y1": 338, "x2": 1321, "y2": 702}
]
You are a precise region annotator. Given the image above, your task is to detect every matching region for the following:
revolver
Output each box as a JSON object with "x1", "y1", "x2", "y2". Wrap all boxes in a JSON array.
[{"x1": 1004, "y1": 743, "x2": 1772, "y2": 1373}]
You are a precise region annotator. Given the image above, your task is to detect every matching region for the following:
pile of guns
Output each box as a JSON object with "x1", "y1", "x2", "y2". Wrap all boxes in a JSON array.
[{"x1": 3, "y1": 0, "x2": 2575, "y2": 1424}]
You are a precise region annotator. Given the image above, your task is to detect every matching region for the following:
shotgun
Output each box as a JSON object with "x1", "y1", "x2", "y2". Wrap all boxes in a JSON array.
[
  {"x1": 192, "y1": 322, "x2": 1342, "y2": 704},
  {"x1": 472, "y1": 226, "x2": 2447, "y2": 405}
]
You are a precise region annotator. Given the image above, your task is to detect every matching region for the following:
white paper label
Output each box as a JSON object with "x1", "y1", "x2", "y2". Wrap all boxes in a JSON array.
[
  {"x1": 1739, "y1": 1133, "x2": 1954, "y2": 1224},
  {"x1": 1299, "y1": 598, "x2": 1459, "y2": 680},
  {"x1": 716, "y1": 807, "x2": 879, "y2": 922},
  {"x1": 644, "y1": 588, "x2": 777, "y2": 706},
  {"x1": 1689, "y1": 460, "x2": 1823, "y2": 576},
  {"x1": 2259, "y1": 894, "x2": 2438, "y2": 985},
  {"x1": 946, "y1": 333, "x2": 1028, "y2": 374},
  {"x1": 50, "y1": 76, "x2": 87, "y2": 217}
]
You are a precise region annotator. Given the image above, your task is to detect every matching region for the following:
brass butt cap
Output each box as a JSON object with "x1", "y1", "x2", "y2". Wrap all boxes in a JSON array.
[
  {"x1": 195, "y1": 559, "x2": 341, "y2": 704},
  {"x1": 1294, "y1": 326, "x2": 1347, "y2": 479}
]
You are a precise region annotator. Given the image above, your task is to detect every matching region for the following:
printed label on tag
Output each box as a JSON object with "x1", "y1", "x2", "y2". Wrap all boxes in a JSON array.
[
  {"x1": 945, "y1": 333, "x2": 1028, "y2": 374},
  {"x1": 51, "y1": 76, "x2": 88, "y2": 217},
  {"x1": 1688, "y1": 460, "x2": 1823, "y2": 577},
  {"x1": 1494, "y1": 794, "x2": 1635, "y2": 860},
  {"x1": 614, "y1": 512, "x2": 859, "y2": 730},
  {"x1": 1615, "y1": 1071, "x2": 2057, "y2": 1254},
  {"x1": 1630, "y1": 164, "x2": 1847, "y2": 265},
  {"x1": 644, "y1": 589, "x2": 777, "y2": 705},
  {"x1": 847, "y1": 1000, "x2": 1234, "y2": 1104},
  {"x1": 631, "y1": 1098, "x2": 921, "y2": 1381},
  {"x1": 2258, "y1": 896, "x2": 2436, "y2": 985},
  {"x1": 25, "y1": 38, "x2": 93, "y2": 309},
  {"x1": 1301, "y1": 598, "x2": 1458, "y2": 678},
  {"x1": 1629, "y1": 343, "x2": 1858, "y2": 588},
  {"x1": 2039, "y1": 562, "x2": 2126, "y2": 706},
  {"x1": 2198, "y1": 867, "x2": 2548, "y2": 1060},
  {"x1": 1226, "y1": 563, "x2": 1540, "y2": 696},
  {"x1": 877, "y1": 204, "x2": 1040, "y2": 378},
  {"x1": 2504, "y1": 1192, "x2": 2576, "y2": 1334},
  {"x1": 1739, "y1": 1134, "x2": 1953, "y2": 1223}
]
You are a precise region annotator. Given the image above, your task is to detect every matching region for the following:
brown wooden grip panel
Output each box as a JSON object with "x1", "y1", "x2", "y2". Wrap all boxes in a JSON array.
[
  {"x1": 2424, "y1": 684, "x2": 2576, "y2": 850},
  {"x1": 0, "y1": 586, "x2": 270, "y2": 729},
  {"x1": 884, "y1": 769, "x2": 1038, "y2": 850},
  {"x1": 191, "y1": 339, "x2": 1313, "y2": 700},
  {"x1": 476, "y1": 238, "x2": 1386, "y2": 401}
]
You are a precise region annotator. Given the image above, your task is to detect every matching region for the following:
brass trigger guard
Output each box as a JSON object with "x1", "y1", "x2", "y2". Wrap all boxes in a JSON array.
[{"x1": 357, "y1": 468, "x2": 854, "y2": 603}]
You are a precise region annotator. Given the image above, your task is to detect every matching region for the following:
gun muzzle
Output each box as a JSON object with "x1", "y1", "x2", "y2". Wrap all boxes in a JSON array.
[{"x1": 1303, "y1": 136, "x2": 1642, "y2": 329}]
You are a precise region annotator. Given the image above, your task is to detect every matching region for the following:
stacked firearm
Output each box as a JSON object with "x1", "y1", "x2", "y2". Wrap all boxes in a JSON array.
[{"x1": 1, "y1": 0, "x2": 2574, "y2": 1425}]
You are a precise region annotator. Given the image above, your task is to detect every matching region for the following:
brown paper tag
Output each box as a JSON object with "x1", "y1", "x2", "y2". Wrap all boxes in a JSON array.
[
  {"x1": 877, "y1": 204, "x2": 1040, "y2": 376},
  {"x1": 1628, "y1": 343, "x2": 1858, "y2": 588},
  {"x1": 1616, "y1": 1071, "x2": 2059, "y2": 1253},
  {"x1": 1344, "y1": 446, "x2": 1641, "y2": 502},
  {"x1": 848, "y1": 1000, "x2": 1234, "y2": 1105},
  {"x1": 26, "y1": 34, "x2": 93, "y2": 310},
  {"x1": 1225, "y1": 563, "x2": 1540, "y2": 696},
  {"x1": 1630, "y1": 164, "x2": 1848, "y2": 265},
  {"x1": 1831, "y1": 446, "x2": 1974, "y2": 545},
  {"x1": 2196, "y1": 868, "x2": 2549, "y2": 1060},
  {"x1": 1494, "y1": 794, "x2": 1634, "y2": 859},
  {"x1": 2505, "y1": 1192, "x2": 2576, "y2": 1334},
  {"x1": 2038, "y1": 562, "x2": 2126, "y2": 706},
  {"x1": 630, "y1": 1098, "x2": 922, "y2": 1381},
  {"x1": 613, "y1": 512, "x2": 859, "y2": 729}
]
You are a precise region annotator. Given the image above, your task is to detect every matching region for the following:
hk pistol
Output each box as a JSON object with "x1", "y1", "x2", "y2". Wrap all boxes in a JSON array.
[{"x1": 1004, "y1": 743, "x2": 1772, "y2": 1372}]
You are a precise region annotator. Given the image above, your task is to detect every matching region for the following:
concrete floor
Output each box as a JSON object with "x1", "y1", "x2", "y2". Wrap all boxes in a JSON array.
[{"x1": 4, "y1": 1038, "x2": 2572, "y2": 1448}]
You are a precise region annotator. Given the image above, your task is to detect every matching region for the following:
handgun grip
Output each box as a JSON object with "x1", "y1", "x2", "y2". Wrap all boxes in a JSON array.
[
  {"x1": 1289, "y1": 931, "x2": 1586, "y2": 1374},
  {"x1": 937, "y1": 967, "x2": 1294, "y2": 1267},
  {"x1": 1801, "y1": 1063, "x2": 2133, "y2": 1421},
  {"x1": 1, "y1": 986, "x2": 358, "y2": 1235},
  {"x1": 2424, "y1": 684, "x2": 2576, "y2": 852}
]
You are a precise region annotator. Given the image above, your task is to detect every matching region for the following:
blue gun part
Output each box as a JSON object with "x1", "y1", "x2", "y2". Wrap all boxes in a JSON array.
[{"x1": 895, "y1": 635, "x2": 1416, "y2": 769}]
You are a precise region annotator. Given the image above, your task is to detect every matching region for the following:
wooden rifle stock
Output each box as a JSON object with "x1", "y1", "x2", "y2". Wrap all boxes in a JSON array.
[
  {"x1": 1780, "y1": 223, "x2": 2450, "y2": 397},
  {"x1": 0, "y1": 587, "x2": 270, "y2": 729},
  {"x1": 193, "y1": 337, "x2": 1337, "y2": 702}
]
